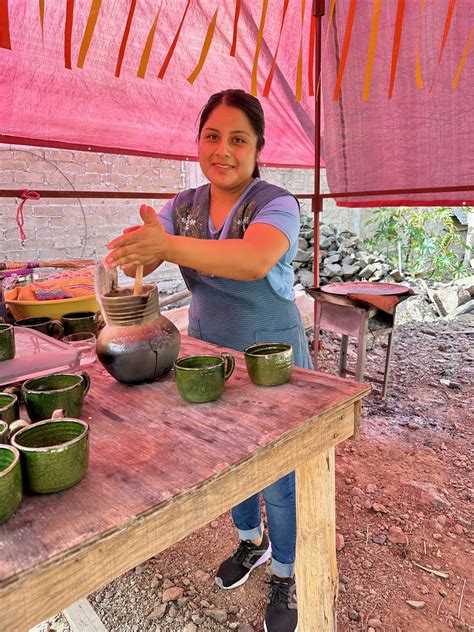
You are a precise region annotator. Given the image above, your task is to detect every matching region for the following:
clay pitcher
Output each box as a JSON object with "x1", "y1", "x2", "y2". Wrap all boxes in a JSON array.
[{"x1": 96, "y1": 284, "x2": 181, "y2": 384}]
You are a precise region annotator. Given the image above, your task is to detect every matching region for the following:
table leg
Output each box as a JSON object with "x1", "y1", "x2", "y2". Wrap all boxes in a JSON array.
[
  {"x1": 355, "y1": 314, "x2": 368, "y2": 383},
  {"x1": 296, "y1": 448, "x2": 338, "y2": 631},
  {"x1": 382, "y1": 329, "x2": 395, "y2": 399},
  {"x1": 338, "y1": 335, "x2": 349, "y2": 378},
  {"x1": 313, "y1": 302, "x2": 322, "y2": 370}
]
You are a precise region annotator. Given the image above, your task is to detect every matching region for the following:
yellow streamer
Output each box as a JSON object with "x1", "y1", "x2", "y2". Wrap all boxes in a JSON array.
[
  {"x1": 251, "y1": 0, "x2": 269, "y2": 96},
  {"x1": 39, "y1": 0, "x2": 44, "y2": 42},
  {"x1": 295, "y1": 0, "x2": 306, "y2": 102},
  {"x1": 187, "y1": 8, "x2": 218, "y2": 84},
  {"x1": 452, "y1": 28, "x2": 473, "y2": 88},
  {"x1": 415, "y1": 0, "x2": 426, "y2": 89},
  {"x1": 137, "y1": 8, "x2": 161, "y2": 78},
  {"x1": 362, "y1": 0, "x2": 381, "y2": 101},
  {"x1": 77, "y1": 0, "x2": 102, "y2": 69}
]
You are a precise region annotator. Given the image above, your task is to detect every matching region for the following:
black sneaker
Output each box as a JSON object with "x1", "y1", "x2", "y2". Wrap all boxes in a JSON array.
[
  {"x1": 264, "y1": 575, "x2": 298, "y2": 632},
  {"x1": 215, "y1": 533, "x2": 271, "y2": 589}
]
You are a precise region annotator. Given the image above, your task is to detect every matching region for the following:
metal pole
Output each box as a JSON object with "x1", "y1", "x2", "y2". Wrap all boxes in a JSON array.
[{"x1": 313, "y1": 0, "x2": 325, "y2": 288}]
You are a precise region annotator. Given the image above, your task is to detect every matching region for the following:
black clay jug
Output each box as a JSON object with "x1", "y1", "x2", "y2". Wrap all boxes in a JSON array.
[{"x1": 96, "y1": 284, "x2": 181, "y2": 384}]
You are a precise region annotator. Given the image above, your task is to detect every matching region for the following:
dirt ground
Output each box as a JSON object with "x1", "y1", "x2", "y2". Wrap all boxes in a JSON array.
[{"x1": 42, "y1": 317, "x2": 473, "y2": 632}]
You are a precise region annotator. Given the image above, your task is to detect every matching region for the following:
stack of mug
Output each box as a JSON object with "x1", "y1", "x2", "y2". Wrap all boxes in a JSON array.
[
  {"x1": 0, "y1": 371, "x2": 91, "y2": 525},
  {"x1": 12, "y1": 310, "x2": 101, "y2": 366}
]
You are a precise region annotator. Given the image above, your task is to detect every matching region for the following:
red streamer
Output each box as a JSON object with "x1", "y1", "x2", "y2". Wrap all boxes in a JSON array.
[
  {"x1": 230, "y1": 0, "x2": 241, "y2": 57},
  {"x1": 115, "y1": 0, "x2": 137, "y2": 78},
  {"x1": 16, "y1": 190, "x2": 41, "y2": 245},
  {"x1": 64, "y1": 0, "x2": 74, "y2": 69}
]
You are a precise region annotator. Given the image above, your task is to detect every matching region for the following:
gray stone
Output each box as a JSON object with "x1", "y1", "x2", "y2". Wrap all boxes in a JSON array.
[
  {"x1": 457, "y1": 287, "x2": 471, "y2": 305},
  {"x1": 449, "y1": 299, "x2": 474, "y2": 318},
  {"x1": 297, "y1": 269, "x2": 315, "y2": 288},
  {"x1": 395, "y1": 296, "x2": 437, "y2": 324},
  {"x1": 342, "y1": 254, "x2": 356, "y2": 265},
  {"x1": 359, "y1": 263, "x2": 379, "y2": 279},
  {"x1": 324, "y1": 263, "x2": 342, "y2": 277},
  {"x1": 389, "y1": 269, "x2": 405, "y2": 282},
  {"x1": 320, "y1": 236, "x2": 336, "y2": 249},
  {"x1": 432, "y1": 286, "x2": 460, "y2": 316},
  {"x1": 320, "y1": 224, "x2": 336, "y2": 237},
  {"x1": 294, "y1": 248, "x2": 313, "y2": 263},
  {"x1": 457, "y1": 274, "x2": 474, "y2": 295},
  {"x1": 298, "y1": 237, "x2": 309, "y2": 250},
  {"x1": 323, "y1": 253, "x2": 342, "y2": 265},
  {"x1": 342, "y1": 263, "x2": 361, "y2": 278},
  {"x1": 204, "y1": 608, "x2": 227, "y2": 623},
  {"x1": 147, "y1": 603, "x2": 167, "y2": 620}
]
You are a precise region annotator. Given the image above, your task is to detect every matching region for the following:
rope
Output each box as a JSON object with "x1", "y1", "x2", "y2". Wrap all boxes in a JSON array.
[{"x1": 16, "y1": 190, "x2": 41, "y2": 245}]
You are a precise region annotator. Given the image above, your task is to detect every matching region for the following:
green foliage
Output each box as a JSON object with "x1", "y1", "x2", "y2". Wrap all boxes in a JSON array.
[{"x1": 365, "y1": 206, "x2": 472, "y2": 281}]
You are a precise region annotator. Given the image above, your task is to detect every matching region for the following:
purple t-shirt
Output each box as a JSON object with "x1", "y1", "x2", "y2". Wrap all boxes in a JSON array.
[{"x1": 158, "y1": 179, "x2": 299, "y2": 300}]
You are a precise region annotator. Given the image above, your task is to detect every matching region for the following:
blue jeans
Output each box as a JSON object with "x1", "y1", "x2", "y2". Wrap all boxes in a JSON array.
[{"x1": 231, "y1": 471, "x2": 296, "y2": 577}]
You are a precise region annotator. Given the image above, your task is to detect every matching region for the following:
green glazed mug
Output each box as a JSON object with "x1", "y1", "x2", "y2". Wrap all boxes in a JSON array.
[
  {"x1": 0, "y1": 392, "x2": 20, "y2": 425},
  {"x1": 0, "y1": 323, "x2": 15, "y2": 361},
  {"x1": 11, "y1": 418, "x2": 89, "y2": 494},
  {"x1": 61, "y1": 311, "x2": 99, "y2": 336},
  {"x1": 0, "y1": 418, "x2": 30, "y2": 444},
  {"x1": 22, "y1": 372, "x2": 91, "y2": 422},
  {"x1": 244, "y1": 342, "x2": 293, "y2": 386},
  {"x1": 174, "y1": 353, "x2": 235, "y2": 403},
  {"x1": 0, "y1": 445, "x2": 22, "y2": 524},
  {"x1": 15, "y1": 316, "x2": 64, "y2": 339}
]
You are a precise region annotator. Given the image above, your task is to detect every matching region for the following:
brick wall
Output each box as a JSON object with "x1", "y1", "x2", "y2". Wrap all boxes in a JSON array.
[
  {"x1": 0, "y1": 145, "x2": 361, "y2": 268},
  {"x1": 0, "y1": 146, "x2": 186, "y2": 264}
]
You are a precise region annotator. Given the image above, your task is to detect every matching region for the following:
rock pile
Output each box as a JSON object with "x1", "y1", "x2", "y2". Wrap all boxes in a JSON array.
[{"x1": 294, "y1": 217, "x2": 399, "y2": 288}]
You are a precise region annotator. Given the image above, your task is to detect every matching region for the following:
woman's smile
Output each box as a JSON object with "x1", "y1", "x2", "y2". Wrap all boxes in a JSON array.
[{"x1": 199, "y1": 104, "x2": 259, "y2": 195}]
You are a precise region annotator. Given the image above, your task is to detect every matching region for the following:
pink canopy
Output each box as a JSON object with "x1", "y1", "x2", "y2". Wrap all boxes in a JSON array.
[
  {"x1": 0, "y1": 0, "x2": 317, "y2": 168},
  {"x1": 0, "y1": 1, "x2": 473, "y2": 206},
  {"x1": 321, "y1": 0, "x2": 474, "y2": 206}
]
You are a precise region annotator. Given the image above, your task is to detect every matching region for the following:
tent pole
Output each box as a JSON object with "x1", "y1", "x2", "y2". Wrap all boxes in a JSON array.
[
  {"x1": 311, "y1": 0, "x2": 325, "y2": 368},
  {"x1": 313, "y1": 0, "x2": 325, "y2": 289}
]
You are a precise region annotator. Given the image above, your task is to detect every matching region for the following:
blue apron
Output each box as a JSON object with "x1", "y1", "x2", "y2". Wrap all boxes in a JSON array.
[{"x1": 171, "y1": 180, "x2": 312, "y2": 369}]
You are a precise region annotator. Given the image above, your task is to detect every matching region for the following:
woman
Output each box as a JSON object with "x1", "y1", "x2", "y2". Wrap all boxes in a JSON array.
[{"x1": 107, "y1": 89, "x2": 312, "y2": 632}]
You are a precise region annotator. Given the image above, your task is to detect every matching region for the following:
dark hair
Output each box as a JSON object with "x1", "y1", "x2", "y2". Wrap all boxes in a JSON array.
[{"x1": 198, "y1": 89, "x2": 265, "y2": 178}]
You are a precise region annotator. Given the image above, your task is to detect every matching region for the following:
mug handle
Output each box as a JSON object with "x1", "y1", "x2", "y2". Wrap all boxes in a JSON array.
[
  {"x1": 80, "y1": 371, "x2": 91, "y2": 395},
  {"x1": 220, "y1": 353, "x2": 235, "y2": 381},
  {"x1": 8, "y1": 418, "x2": 30, "y2": 440},
  {"x1": 49, "y1": 320, "x2": 64, "y2": 339},
  {"x1": 3, "y1": 385, "x2": 22, "y2": 403},
  {"x1": 94, "y1": 311, "x2": 105, "y2": 332}
]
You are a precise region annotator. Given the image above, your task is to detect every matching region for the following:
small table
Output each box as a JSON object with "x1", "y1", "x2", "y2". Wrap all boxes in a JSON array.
[
  {"x1": 0, "y1": 335, "x2": 369, "y2": 631},
  {"x1": 306, "y1": 286, "x2": 412, "y2": 397}
]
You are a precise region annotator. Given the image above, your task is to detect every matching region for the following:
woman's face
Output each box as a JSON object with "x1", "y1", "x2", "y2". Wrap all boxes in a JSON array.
[{"x1": 198, "y1": 104, "x2": 259, "y2": 195}]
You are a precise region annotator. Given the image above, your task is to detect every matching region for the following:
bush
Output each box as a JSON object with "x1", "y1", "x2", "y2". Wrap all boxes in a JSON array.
[{"x1": 365, "y1": 206, "x2": 472, "y2": 281}]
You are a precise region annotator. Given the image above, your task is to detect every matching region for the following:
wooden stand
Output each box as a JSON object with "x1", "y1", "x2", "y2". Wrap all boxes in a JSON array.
[
  {"x1": 309, "y1": 289, "x2": 397, "y2": 398},
  {"x1": 1, "y1": 336, "x2": 369, "y2": 631}
]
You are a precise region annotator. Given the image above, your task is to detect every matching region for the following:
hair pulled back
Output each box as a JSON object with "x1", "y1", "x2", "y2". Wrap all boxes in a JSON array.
[{"x1": 198, "y1": 89, "x2": 265, "y2": 178}]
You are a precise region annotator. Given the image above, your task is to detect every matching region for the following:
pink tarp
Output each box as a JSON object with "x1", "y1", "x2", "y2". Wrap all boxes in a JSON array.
[
  {"x1": 0, "y1": 0, "x2": 317, "y2": 168},
  {"x1": 0, "y1": 1, "x2": 473, "y2": 207},
  {"x1": 321, "y1": 0, "x2": 474, "y2": 206}
]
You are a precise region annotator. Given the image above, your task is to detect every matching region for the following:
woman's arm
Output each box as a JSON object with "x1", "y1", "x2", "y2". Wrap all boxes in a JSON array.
[{"x1": 106, "y1": 205, "x2": 290, "y2": 281}]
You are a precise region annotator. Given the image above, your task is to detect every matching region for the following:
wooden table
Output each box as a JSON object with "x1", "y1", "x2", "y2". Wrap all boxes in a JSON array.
[{"x1": 0, "y1": 335, "x2": 369, "y2": 631}]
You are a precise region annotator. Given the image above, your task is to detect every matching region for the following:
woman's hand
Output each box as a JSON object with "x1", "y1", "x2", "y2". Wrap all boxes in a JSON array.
[{"x1": 106, "y1": 205, "x2": 168, "y2": 270}]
